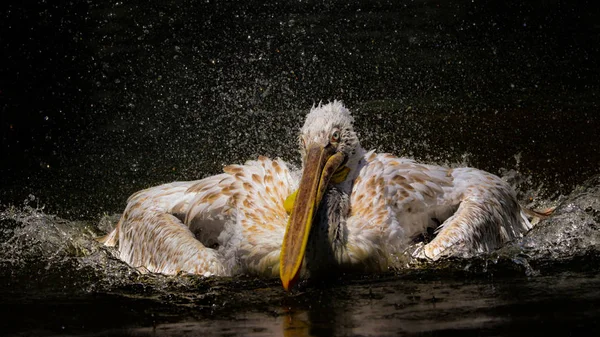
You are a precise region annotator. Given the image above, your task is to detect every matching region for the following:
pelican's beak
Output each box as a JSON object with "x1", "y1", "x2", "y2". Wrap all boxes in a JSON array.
[{"x1": 279, "y1": 143, "x2": 345, "y2": 291}]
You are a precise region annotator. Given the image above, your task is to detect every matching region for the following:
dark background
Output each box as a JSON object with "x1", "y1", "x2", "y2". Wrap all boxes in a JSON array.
[
  {"x1": 1, "y1": 2, "x2": 600, "y2": 336},
  {"x1": 2, "y1": 0, "x2": 599, "y2": 219}
]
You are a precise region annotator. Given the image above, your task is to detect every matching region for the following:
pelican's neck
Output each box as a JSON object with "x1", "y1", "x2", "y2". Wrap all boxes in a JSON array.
[
  {"x1": 304, "y1": 186, "x2": 350, "y2": 278},
  {"x1": 305, "y1": 150, "x2": 368, "y2": 274},
  {"x1": 334, "y1": 145, "x2": 367, "y2": 195},
  {"x1": 303, "y1": 146, "x2": 367, "y2": 277}
]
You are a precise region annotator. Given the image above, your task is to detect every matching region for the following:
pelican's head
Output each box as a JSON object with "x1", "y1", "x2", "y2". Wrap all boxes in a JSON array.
[
  {"x1": 299, "y1": 101, "x2": 361, "y2": 172},
  {"x1": 280, "y1": 101, "x2": 363, "y2": 291}
]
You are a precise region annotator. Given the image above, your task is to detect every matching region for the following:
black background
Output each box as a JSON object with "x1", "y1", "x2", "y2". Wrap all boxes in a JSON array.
[{"x1": 2, "y1": 0, "x2": 599, "y2": 219}]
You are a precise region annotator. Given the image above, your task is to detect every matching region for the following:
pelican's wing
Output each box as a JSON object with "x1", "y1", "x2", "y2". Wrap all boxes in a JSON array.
[
  {"x1": 424, "y1": 165, "x2": 532, "y2": 258},
  {"x1": 109, "y1": 180, "x2": 228, "y2": 276},
  {"x1": 183, "y1": 156, "x2": 297, "y2": 276},
  {"x1": 345, "y1": 152, "x2": 455, "y2": 265},
  {"x1": 348, "y1": 151, "x2": 530, "y2": 263},
  {"x1": 104, "y1": 156, "x2": 297, "y2": 277}
]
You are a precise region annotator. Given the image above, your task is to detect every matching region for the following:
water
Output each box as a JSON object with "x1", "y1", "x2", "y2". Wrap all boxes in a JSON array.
[
  {"x1": 2, "y1": 0, "x2": 600, "y2": 336},
  {"x1": 2, "y1": 179, "x2": 600, "y2": 336},
  {"x1": 9, "y1": 273, "x2": 600, "y2": 337}
]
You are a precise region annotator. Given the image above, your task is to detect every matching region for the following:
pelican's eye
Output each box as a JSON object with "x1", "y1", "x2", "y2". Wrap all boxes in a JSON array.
[{"x1": 330, "y1": 130, "x2": 341, "y2": 144}]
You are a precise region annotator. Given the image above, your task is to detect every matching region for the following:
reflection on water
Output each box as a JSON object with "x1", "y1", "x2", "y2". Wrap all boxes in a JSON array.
[
  {"x1": 16, "y1": 272, "x2": 592, "y2": 337},
  {"x1": 156, "y1": 272, "x2": 600, "y2": 337},
  {"x1": 282, "y1": 274, "x2": 600, "y2": 337}
]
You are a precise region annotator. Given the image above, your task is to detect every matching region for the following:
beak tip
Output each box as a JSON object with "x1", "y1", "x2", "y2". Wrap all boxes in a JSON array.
[
  {"x1": 281, "y1": 280, "x2": 290, "y2": 292},
  {"x1": 280, "y1": 271, "x2": 293, "y2": 292},
  {"x1": 280, "y1": 268, "x2": 300, "y2": 292}
]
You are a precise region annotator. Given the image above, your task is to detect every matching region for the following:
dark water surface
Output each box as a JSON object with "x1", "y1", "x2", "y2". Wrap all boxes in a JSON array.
[
  {"x1": 2, "y1": 0, "x2": 600, "y2": 336},
  {"x1": 3, "y1": 269, "x2": 600, "y2": 336}
]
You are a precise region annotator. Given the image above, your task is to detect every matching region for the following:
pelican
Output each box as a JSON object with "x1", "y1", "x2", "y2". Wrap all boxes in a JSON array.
[{"x1": 100, "y1": 101, "x2": 542, "y2": 290}]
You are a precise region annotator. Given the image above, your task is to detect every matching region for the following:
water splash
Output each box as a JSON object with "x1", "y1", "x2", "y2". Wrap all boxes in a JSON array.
[{"x1": 2, "y1": 175, "x2": 599, "y2": 294}]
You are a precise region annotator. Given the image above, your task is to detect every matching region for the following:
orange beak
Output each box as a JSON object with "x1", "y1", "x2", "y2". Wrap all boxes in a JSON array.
[{"x1": 279, "y1": 143, "x2": 345, "y2": 291}]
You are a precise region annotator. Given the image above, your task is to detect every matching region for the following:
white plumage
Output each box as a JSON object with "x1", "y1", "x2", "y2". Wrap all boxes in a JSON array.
[{"x1": 101, "y1": 101, "x2": 535, "y2": 284}]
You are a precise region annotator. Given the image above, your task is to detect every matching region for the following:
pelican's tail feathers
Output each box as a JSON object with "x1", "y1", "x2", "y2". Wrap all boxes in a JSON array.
[{"x1": 97, "y1": 226, "x2": 119, "y2": 247}]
